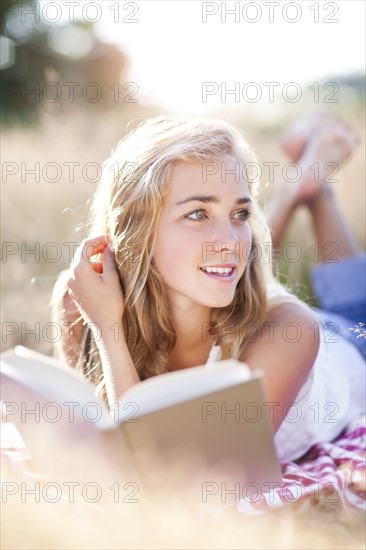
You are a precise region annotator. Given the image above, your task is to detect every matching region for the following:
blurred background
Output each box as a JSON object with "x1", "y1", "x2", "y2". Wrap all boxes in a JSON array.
[{"x1": 1, "y1": 0, "x2": 365, "y2": 354}]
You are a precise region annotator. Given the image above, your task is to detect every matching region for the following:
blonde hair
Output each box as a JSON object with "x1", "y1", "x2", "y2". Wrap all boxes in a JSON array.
[{"x1": 53, "y1": 116, "x2": 302, "y2": 398}]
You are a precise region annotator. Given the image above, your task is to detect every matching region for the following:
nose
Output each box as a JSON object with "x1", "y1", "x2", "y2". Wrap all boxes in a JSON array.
[{"x1": 213, "y1": 219, "x2": 240, "y2": 261}]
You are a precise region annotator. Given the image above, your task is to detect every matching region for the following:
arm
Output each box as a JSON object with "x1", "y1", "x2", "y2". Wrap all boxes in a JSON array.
[
  {"x1": 66, "y1": 236, "x2": 140, "y2": 407},
  {"x1": 239, "y1": 302, "x2": 319, "y2": 433}
]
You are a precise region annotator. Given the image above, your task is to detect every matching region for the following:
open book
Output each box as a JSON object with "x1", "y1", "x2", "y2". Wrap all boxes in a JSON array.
[{"x1": 1, "y1": 346, "x2": 282, "y2": 500}]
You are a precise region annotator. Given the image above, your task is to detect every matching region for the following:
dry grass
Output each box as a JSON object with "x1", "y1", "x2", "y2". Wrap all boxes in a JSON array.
[{"x1": 1, "y1": 476, "x2": 365, "y2": 549}]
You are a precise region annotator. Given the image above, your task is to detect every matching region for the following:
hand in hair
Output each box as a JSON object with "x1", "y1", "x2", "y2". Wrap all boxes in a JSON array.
[
  {"x1": 66, "y1": 236, "x2": 124, "y2": 336},
  {"x1": 66, "y1": 236, "x2": 139, "y2": 404}
]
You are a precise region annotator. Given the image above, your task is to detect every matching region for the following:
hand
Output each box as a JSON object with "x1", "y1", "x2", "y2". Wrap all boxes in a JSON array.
[{"x1": 66, "y1": 236, "x2": 124, "y2": 332}]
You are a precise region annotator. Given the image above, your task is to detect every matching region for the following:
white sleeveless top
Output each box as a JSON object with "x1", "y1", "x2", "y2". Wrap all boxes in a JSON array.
[
  {"x1": 206, "y1": 342, "x2": 221, "y2": 365},
  {"x1": 204, "y1": 287, "x2": 366, "y2": 462}
]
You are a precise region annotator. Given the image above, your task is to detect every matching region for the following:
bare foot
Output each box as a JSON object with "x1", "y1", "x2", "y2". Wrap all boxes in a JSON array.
[
  {"x1": 280, "y1": 108, "x2": 331, "y2": 162},
  {"x1": 290, "y1": 119, "x2": 359, "y2": 205}
]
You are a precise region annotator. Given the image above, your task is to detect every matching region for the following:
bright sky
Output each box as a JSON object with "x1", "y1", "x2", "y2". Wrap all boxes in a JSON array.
[{"x1": 41, "y1": 1, "x2": 366, "y2": 115}]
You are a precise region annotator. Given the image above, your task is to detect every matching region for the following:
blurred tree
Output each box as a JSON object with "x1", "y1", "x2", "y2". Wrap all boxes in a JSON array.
[{"x1": 1, "y1": 0, "x2": 128, "y2": 125}]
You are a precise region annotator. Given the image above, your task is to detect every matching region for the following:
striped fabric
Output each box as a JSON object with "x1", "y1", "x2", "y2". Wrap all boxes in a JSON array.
[{"x1": 237, "y1": 414, "x2": 366, "y2": 515}]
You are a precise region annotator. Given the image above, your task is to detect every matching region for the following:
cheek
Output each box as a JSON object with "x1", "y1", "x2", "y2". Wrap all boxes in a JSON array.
[
  {"x1": 152, "y1": 224, "x2": 191, "y2": 276},
  {"x1": 153, "y1": 242, "x2": 191, "y2": 291},
  {"x1": 245, "y1": 224, "x2": 252, "y2": 242},
  {"x1": 241, "y1": 224, "x2": 252, "y2": 246},
  {"x1": 240, "y1": 225, "x2": 253, "y2": 265}
]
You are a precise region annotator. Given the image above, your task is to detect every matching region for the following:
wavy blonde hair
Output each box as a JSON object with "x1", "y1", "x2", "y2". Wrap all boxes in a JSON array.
[{"x1": 53, "y1": 116, "x2": 301, "y2": 398}]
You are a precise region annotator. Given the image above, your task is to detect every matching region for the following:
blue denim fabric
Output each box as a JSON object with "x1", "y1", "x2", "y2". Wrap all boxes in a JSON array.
[{"x1": 310, "y1": 253, "x2": 366, "y2": 359}]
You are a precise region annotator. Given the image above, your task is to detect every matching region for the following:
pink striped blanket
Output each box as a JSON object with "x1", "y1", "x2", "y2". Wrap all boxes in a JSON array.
[{"x1": 238, "y1": 414, "x2": 366, "y2": 515}]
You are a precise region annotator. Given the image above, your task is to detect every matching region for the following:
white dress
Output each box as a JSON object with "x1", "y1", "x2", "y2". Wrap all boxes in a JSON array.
[{"x1": 205, "y1": 314, "x2": 366, "y2": 463}]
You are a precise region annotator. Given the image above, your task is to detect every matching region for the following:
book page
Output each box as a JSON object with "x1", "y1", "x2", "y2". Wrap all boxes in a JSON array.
[
  {"x1": 1, "y1": 346, "x2": 112, "y2": 427},
  {"x1": 118, "y1": 360, "x2": 258, "y2": 421}
]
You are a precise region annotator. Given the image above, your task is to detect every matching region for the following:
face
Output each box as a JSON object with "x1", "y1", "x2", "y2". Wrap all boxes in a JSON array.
[{"x1": 152, "y1": 159, "x2": 252, "y2": 312}]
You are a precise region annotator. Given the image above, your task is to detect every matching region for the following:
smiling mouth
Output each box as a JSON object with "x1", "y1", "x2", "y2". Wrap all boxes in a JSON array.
[{"x1": 200, "y1": 267, "x2": 235, "y2": 277}]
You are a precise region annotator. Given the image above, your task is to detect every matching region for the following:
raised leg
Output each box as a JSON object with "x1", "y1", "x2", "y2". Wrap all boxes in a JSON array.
[
  {"x1": 306, "y1": 185, "x2": 360, "y2": 262},
  {"x1": 266, "y1": 114, "x2": 360, "y2": 262}
]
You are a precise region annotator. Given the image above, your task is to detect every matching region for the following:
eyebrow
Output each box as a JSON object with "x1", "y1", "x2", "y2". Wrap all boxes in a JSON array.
[{"x1": 175, "y1": 195, "x2": 252, "y2": 206}]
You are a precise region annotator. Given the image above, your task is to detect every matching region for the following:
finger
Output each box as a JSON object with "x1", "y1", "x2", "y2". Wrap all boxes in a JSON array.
[
  {"x1": 91, "y1": 261, "x2": 103, "y2": 274},
  {"x1": 83, "y1": 240, "x2": 108, "y2": 263},
  {"x1": 102, "y1": 244, "x2": 119, "y2": 278},
  {"x1": 72, "y1": 236, "x2": 108, "y2": 267}
]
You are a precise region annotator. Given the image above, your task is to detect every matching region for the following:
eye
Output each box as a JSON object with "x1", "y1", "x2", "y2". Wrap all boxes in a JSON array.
[
  {"x1": 234, "y1": 209, "x2": 251, "y2": 221},
  {"x1": 184, "y1": 209, "x2": 208, "y2": 222}
]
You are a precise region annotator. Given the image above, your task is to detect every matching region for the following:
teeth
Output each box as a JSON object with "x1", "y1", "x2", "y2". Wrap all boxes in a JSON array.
[{"x1": 202, "y1": 267, "x2": 233, "y2": 274}]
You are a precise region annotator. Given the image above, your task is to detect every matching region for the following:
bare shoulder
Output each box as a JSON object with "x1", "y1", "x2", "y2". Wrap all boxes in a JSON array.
[
  {"x1": 270, "y1": 300, "x2": 319, "y2": 358},
  {"x1": 241, "y1": 300, "x2": 319, "y2": 365},
  {"x1": 240, "y1": 301, "x2": 320, "y2": 431},
  {"x1": 265, "y1": 300, "x2": 318, "y2": 331}
]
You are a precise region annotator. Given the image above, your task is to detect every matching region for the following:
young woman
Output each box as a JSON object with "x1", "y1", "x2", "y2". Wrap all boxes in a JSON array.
[{"x1": 53, "y1": 114, "x2": 365, "y2": 462}]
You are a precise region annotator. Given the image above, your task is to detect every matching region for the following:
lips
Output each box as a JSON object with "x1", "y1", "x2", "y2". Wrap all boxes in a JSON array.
[{"x1": 200, "y1": 266, "x2": 236, "y2": 283}]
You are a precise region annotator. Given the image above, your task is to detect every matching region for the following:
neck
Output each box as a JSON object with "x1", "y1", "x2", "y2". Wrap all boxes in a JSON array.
[
  {"x1": 167, "y1": 303, "x2": 216, "y2": 371},
  {"x1": 171, "y1": 302, "x2": 214, "y2": 350}
]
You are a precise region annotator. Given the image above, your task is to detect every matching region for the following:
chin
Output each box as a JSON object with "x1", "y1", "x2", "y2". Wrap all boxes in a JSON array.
[{"x1": 204, "y1": 295, "x2": 235, "y2": 309}]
